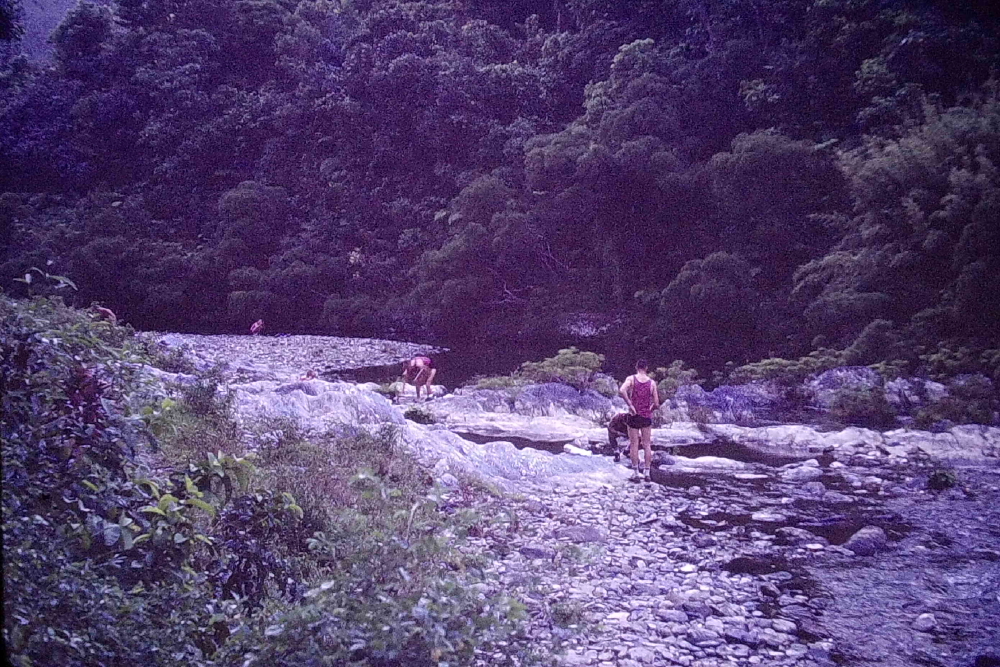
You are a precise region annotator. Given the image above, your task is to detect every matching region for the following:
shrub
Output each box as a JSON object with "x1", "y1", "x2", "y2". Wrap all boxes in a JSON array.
[
  {"x1": 914, "y1": 375, "x2": 996, "y2": 427},
  {"x1": 729, "y1": 348, "x2": 844, "y2": 386},
  {"x1": 655, "y1": 360, "x2": 702, "y2": 399},
  {"x1": 219, "y1": 470, "x2": 531, "y2": 667},
  {"x1": 147, "y1": 367, "x2": 243, "y2": 462},
  {"x1": 466, "y1": 347, "x2": 605, "y2": 392},
  {"x1": 3, "y1": 297, "x2": 531, "y2": 666},
  {"x1": 404, "y1": 406, "x2": 436, "y2": 424},
  {"x1": 828, "y1": 386, "x2": 897, "y2": 428},
  {"x1": 550, "y1": 600, "x2": 585, "y2": 628},
  {"x1": 519, "y1": 347, "x2": 604, "y2": 389},
  {"x1": 1, "y1": 296, "x2": 241, "y2": 665},
  {"x1": 471, "y1": 373, "x2": 530, "y2": 390},
  {"x1": 927, "y1": 468, "x2": 958, "y2": 491}
]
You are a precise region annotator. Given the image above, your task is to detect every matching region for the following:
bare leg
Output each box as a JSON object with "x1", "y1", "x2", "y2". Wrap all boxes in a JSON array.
[
  {"x1": 628, "y1": 427, "x2": 640, "y2": 472},
  {"x1": 641, "y1": 426, "x2": 653, "y2": 474}
]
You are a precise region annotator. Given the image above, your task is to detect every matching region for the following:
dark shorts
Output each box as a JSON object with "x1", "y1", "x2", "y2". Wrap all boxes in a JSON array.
[{"x1": 626, "y1": 414, "x2": 652, "y2": 429}]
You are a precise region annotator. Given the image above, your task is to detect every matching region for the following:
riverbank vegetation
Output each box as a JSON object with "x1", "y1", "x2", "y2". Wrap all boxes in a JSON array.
[
  {"x1": 1, "y1": 296, "x2": 529, "y2": 666},
  {"x1": 2, "y1": 0, "x2": 999, "y2": 380}
]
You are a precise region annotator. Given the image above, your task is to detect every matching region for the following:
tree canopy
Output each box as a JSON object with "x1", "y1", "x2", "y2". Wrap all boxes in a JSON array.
[{"x1": 2, "y1": 0, "x2": 999, "y2": 376}]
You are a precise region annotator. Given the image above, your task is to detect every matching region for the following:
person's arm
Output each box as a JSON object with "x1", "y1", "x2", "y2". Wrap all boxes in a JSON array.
[
  {"x1": 652, "y1": 381, "x2": 661, "y2": 411},
  {"x1": 619, "y1": 376, "x2": 635, "y2": 414}
]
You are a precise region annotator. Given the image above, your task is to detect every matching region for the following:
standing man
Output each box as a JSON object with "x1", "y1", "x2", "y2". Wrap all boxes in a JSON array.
[
  {"x1": 250, "y1": 319, "x2": 264, "y2": 335},
  {"x1": 619, "y1": 359, "x2": 660, "y2": 480},
  {"x1": 401, "y1": 356, "x2": 437, "y2": 401}
]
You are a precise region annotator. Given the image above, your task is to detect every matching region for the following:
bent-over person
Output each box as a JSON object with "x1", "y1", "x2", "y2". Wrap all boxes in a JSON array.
[{"x1": 401, "y1": 356, "x2": 437, "y2": 401}]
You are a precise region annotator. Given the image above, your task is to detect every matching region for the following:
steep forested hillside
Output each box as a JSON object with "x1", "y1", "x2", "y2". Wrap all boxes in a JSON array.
[{"x1": 2, "y1": 0, "x2": 999, "y2": 378}]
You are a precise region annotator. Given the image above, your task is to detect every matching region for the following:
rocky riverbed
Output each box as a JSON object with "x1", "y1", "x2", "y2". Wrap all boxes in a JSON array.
[
  {"x1": 152, "y1": 333, "x2": 1000, "y2": 667},
  {"x1": 144, "y1": 332, "x2": 442, "y2": 382}
]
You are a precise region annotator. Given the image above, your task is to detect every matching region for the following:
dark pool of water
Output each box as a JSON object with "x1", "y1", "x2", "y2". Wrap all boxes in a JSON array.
[
  {"x1": 453, "y1": 431, "x2": 568, "y2": 454},
  {"x1": 334, "y1": 335, "x2": 645, "y2": 388},
  {"x1": 673, "y1": 441, "x2": 819, "y2": 467}
]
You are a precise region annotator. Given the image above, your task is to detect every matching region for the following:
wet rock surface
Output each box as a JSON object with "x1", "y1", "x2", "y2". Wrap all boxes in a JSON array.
[{"x1": 151, "y1": 334, "x2": 1000, "y2": 666}]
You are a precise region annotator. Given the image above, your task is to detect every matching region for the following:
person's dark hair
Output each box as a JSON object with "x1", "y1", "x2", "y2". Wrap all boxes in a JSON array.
[{"x1": 635, "y1": 358, "x2": 649, "y2": 371}]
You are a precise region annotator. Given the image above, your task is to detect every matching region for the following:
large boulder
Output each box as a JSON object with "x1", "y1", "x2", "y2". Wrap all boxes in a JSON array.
[
  {"x1": 450, "y1": 383, "x2": 621, "y2": 421},
  {"x1": 230, "y1": 379, "x2": 629, "y2": 491},
  {"x1": 400, "y1": 424, "x2": 630, "y2": 491},
  {"x1": 884, "y1": 378, "x2": 948, "y2": 415},
  {"x1": 512, "y1": 383, "x2": 618, "y2": 421},
  {"x1": 843, "y1": 525, "x2": 887, "y2": 556},
  {"x1": 232, "y1": 379, "x2": 405, "y2": 429},
  {"x1": 670, "y1": 382, "x2": 793, "y2": 425}
]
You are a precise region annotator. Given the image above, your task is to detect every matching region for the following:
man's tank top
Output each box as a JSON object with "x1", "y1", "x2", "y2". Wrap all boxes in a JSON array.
[{"x1": 630, "y1": 377, "x2": 654, "y2": 418}]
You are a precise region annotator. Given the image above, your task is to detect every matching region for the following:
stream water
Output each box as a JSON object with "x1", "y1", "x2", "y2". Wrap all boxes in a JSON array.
[{"x1": 334, "y1": 335, "x2": 643, "y2": 387}]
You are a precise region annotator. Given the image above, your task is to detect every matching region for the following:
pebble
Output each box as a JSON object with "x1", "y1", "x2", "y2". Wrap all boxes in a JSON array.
[{"x1": 912, "y1": 613, "x2": 937, "y2": 632}]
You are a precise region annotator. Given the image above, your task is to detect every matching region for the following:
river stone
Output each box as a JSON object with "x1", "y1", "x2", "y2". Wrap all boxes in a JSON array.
[
  {"x1": 520, "y1": 544, "x2": 555, "y2": 559},
  {"x1": 752, "y1": 512, "x2": 787, "y2": 523},
  {"x1": 912, "y1": 613, "x2": 937, "y2": 632},
  {"x1": 556, "y1": 525, "x2": 608, "y2": 543},
  {"x1": 772, "y1": 619, "x2": 797, "y2": 634},
  {"x1": 801, "y1": 481, "x2": 827, "y2": 495},
  {"x1": 780, "y1": 466, "x2": 824, "y2": 482},
  {"x1": 775, "y1": 527, "x2": 821, "y2": 546},
  {"x1": 658, "y1": 610, "x2": 689, "y2": 623},
  {"x1": 843, "y1": 525, "x2": 888, "y2": 556},
  {"x1": 885, "y1": 378, "x2": 948, "y2": 414},
  {"x1": 628, "y1": 646, "x2": 657, "y2": 663}
]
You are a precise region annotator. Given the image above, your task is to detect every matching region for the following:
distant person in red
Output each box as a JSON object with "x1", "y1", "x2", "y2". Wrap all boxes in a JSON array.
[
  {"x1": 401, "y1": 356, "x2": 436, "y2": 401},
  {"x1": 619, "y1": 359, "x2": 660, "y2": 480},
  {"x1": 300, "y1": 369, "x2": 318, "y2": 381},
  {"x1": 92, "y1": 305, "x2": 117, "y2": 326},
  {"x1": 250, "y1": 319, "x2": 264, "y2": 335}
]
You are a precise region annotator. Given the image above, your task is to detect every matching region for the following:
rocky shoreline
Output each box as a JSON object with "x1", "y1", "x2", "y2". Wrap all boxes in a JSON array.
[{"x1": 150, "y1": 333, "x2": 1000, "y2": 667}]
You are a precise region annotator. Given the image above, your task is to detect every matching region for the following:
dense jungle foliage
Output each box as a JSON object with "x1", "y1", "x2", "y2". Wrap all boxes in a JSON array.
[
  {"x1": 2, "y1": 0, "x2": 999, "y2": 377},
  {"x1": 1, "y1": 295, "x2": 529, "y2": 666}
]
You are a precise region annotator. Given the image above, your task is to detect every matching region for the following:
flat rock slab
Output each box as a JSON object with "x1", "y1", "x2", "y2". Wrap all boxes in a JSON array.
[
  {"x1": 228, "y1": 378, "x2": 631, "y2": 492},
  {"x1": 148, "y1": 332, "x2": 440, "y2": 381}
]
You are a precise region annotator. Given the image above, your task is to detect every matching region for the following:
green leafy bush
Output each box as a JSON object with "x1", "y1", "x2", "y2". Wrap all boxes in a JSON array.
[
  {"x1": 828, "y1": 386, "x2": 897, "y2": 428},
  {"x1": 404, "y1": 406, "x2": 436, "y2": 424},
  {"x1": 914, "y1": 374, "x2": 997, "y2": 427},
  {"x1": 465, "y1": 347, "x2": 605, "y2": 392},
  {"x1": 1, "y1": 297, "x2": 237, "y2": 665},
  {"x1": 927, "y1": 468, "x2": 958, "y2": 491},
  {"x1": 471, "y1": 374, "x2": 530, "y2": 390},
  {"x1": 519, "y1": 347, "x2": 605, "y2": 389},
  {"x1": 219, "y1": 470, "x2": 530, "y2": 667},
  {"x1": 655, "y1": 360, "x2": 702, "y2": 399},
  {"x1": 729, "y1": 348, "x2": 844, "y2": 386},
  {"x1": 3, "y1": 296, "x2": 530, "y2": 666}
]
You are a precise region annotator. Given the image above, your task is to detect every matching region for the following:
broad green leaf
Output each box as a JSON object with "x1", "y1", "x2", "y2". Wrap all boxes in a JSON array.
[{"x1": 183, "y1": 498, "x2": 217, "y2": 518}]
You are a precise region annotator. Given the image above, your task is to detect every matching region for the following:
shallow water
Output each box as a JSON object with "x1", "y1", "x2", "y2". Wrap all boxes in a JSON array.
[{"x1": 334, "y1": 335, "x2": 644, "y2": 388}]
